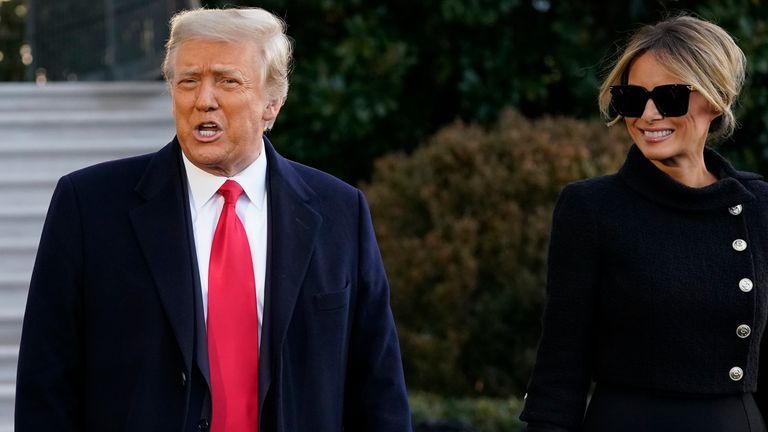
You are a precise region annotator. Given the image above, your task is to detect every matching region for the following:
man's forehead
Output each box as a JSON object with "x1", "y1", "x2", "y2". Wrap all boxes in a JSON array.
[
  {"x1": 173, "y1": 40, "x2": 258, "y2": 75},
  {"x1": 175, "y1": 39, "x2": 259, "y2": 58}
]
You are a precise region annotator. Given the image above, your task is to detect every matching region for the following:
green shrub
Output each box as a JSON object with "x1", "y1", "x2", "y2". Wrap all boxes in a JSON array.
[
  {"x1": 364, "y1": 110, "x2": 627, "y2": 396},
  {"x1": 410, "y1": 392, "x2": 526, "y2": 432},
  {"x1": 199, "y1": 0, "x2": 766, "y2": 182}
]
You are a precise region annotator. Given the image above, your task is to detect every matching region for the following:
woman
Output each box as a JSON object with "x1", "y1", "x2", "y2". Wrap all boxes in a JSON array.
[{"x1": 520, "y1": 15, "x2": 768, "y2": 431}]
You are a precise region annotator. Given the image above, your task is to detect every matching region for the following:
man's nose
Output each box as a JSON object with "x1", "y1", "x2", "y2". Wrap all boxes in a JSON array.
[{"x1": 195, "y1": 79, "x2": 219, "y2": 112}]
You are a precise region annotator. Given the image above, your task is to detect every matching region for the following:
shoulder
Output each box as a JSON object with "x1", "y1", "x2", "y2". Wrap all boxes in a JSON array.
[
  {"x1": 265, "y1": 136, "x2": 359, "y2": 205},
  {"x1": 283, "y1": 158, "x2": 360, "y2": 202},
  {"x1": 711, "y1": 148, "x2": 767, "y2": 195},
  {"x1": 42, "y1": 151, "x2": 160, "y2": 223},
  {"x1": 276, "y1": 159, "x2": 377, "y2": 237},
  {"x1": 558, "y1": 173, "x2": 622, "y2": 206},
  {"x1": 724, "y1": 164, "x2": 768, "y2": 202},
  {"x1": 740, "y1": 174, "x2": 768, "y2": 196},
  {"x1": 550, "y1": 174, "x2": 630, "y2": 236},
  {"x1": 65, "y1": 152, "x2": 154, "y2": 190},
  {"x1": 61, "y1": 140, "x2": 181, "y2": 200}
]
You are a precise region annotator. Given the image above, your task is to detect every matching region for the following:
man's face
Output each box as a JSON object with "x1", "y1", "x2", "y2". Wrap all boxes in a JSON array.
[{"x1": 170, "y1": 39, "x2": 281, "y2": 177}]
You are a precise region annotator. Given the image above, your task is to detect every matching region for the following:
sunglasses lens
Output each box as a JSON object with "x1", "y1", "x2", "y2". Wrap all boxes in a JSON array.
[
  {"x1": 651, "y1": 85, "x2": 691, "y2": 117},
  {"x1": 610, "y1": 85, "x2": 692, "y2": 117},
  {"x1": 610, "y1": 86, "x2": 647, "y2": 117}
]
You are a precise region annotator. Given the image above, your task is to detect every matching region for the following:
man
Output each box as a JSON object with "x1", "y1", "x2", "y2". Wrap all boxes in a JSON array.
[{"x1": 15, "y1": 8, "x2": 412, "y2": 432}]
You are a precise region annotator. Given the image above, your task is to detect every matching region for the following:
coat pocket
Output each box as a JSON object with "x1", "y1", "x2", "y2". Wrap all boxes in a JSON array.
[{"x1": 314, "y1": 286, "x2": 350, "y2": 311}]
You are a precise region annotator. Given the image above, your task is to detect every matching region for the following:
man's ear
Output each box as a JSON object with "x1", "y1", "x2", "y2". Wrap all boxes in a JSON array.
[{"x1": 262, "y1": 97, "x2": 285, "y2": 121}]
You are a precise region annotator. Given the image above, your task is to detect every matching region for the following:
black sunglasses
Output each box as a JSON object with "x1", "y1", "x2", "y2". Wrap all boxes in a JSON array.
[{"x1": 609, "y1": 84, "x2": 696, "y2": 117}]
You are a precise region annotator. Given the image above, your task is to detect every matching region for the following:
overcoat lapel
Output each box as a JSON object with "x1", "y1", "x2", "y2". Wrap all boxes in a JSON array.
[
  {"x1": 129, "y1": 141, "x2": 197, "y2": 375},
  {"x1": 125, "y1": 137, "x2": 322, "y2": 420},
  {"x1": 259, "y1": 137, "x2": 323, "y2": 413}
]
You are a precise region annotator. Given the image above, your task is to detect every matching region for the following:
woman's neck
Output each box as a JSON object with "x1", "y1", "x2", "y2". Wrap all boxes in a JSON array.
[{"x1": 650, "y1": 154, "x2": 717, "y2": 188}]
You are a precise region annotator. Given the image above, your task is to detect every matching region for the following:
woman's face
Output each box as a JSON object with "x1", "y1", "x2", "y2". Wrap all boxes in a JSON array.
[{"x1": 623, "y1": 52, "x2": 720, "y2": 164}]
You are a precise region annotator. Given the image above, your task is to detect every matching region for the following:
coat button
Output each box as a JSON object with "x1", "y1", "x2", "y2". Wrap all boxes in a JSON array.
[
  {"x1": 729, "y1": 205, "x2": 743, "y2": 215},
  {"x1": 739, "y1": 278, "x2": 754, "y2": 292},
  {"x1": 181, "y1": 371, "x2": 187, "y2": 387},
  {"x1": 737, "y1": 324, "x2": 752, "y2": 338},
  {"x1": 732, "y1": 239, "x2": 747, "y2": 251},
  {"x1": 197, "y1": 419, "x2": 211, "y2": 432},
  {"x1": 198, "y1": 419, "x2": 210, "y2": 431},
  {"x1": 729, "y1": 366, "x2": 744, "y2": 381}
]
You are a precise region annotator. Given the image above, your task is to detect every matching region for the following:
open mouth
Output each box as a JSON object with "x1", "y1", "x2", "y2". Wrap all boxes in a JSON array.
[
  {"x1": 642, "y1": 129, "x2": 673, "y2": 139},
  {"x1": 193, "y1": 122, "x2": 223, "y2": 141}
]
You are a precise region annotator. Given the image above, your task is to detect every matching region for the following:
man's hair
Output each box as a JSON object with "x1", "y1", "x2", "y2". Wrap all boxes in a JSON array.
[
  {"x1": 163, "y1": 8, "x2": 293, "y2": 129},
  {"x1": 598, "y1": 15, "x2": 746, "y2": 141}
]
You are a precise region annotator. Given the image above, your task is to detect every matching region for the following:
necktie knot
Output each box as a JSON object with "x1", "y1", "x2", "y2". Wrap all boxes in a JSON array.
[{"x1": 218, "y1": 180, "x2": 245, "y2": 206}]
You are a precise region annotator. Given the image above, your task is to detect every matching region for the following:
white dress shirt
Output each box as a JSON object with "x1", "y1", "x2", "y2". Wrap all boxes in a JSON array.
[{"x1": 182, "y1": 147, "x2": 267, "y2": 345}]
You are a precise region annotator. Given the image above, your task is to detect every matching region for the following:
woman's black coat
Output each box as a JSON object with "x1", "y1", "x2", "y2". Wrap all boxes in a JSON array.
[{"x1": 521, "y1": 145, "x2": 768, "y2": 430}]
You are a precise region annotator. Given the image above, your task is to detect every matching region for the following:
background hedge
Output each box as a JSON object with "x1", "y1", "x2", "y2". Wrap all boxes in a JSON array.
[
  {"x1": 199, "y1": 0, "x2": 768, "y2": 182},
  {"x1": 363, "y1": 110, "x2": 627, "y2": 396},
  {"x1": 410, "y1": 392, "x2": 525, "y2": 432}
]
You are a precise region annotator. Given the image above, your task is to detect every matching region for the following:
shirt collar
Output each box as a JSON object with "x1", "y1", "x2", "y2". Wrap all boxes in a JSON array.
[{"x1": 181, "y1": 140, "x2": 268, "y2": 212}]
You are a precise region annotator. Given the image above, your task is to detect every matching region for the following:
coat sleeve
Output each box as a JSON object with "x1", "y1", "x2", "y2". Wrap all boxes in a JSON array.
[
  {"x1": 343, "y1": 190, "x2": 412, "y2": 432},
  {"x1": 519, "y1": 183, "x2": 600, "y2": 430},
  {"x1": 15, "y1": 176, "x2": 85, "y2": 431}
]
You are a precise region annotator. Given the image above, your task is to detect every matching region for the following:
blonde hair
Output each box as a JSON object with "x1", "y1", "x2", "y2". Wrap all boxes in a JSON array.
[
  {"x1": 163, "y1": 8, "x2": 293, "y2": 130},
  {"x1": 598, "y1": 15, "x2": 746, "y2": 141}
]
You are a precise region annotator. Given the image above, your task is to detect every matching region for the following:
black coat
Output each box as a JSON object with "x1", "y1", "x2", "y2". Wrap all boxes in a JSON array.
[
  {"x1": 15, "y1": 138, "x2": 412, "y2": 432},
  {"x1": 520, "y1": 145, "x2": 768, "y2": 430}
]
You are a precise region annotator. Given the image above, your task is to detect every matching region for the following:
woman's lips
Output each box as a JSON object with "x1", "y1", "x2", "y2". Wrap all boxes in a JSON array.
[{"x1": 641, "y1": 128, "x2": 673, "y2": 143}]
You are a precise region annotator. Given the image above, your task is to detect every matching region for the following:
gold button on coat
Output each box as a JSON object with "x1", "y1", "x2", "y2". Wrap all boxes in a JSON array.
[
  {"x1": 737, "y1": 325, "x2": 751, "y2": 338},
  {"x1": 730, "y1": 367, "x2": 744, "y2": 381},
  {"x1": 732, "y1": 239, "x2": 747, "y2": 251},
  {"x1": 729, "y1": 205, "x2": 743, "y2": 215},
  {"x1": 739, "y1": 278, "x2": 754, "y2": 292}
]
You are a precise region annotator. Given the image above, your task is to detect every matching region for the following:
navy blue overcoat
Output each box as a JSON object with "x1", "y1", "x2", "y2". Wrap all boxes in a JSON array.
[{"x1": 16, "y1": 137, "x2": 412, "y2": 432}]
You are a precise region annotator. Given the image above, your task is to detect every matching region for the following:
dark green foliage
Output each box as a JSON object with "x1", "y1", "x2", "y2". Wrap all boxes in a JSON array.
[
  {"x1": 363, "y1": 110, "x2": 628, "y2": 395},
  {"x1": 410, "y1": 391, "x2": 525, "y2": 432},
  {"x1": 0, "y1": 0, "x2": 27, "y2": 81},
  {"x1": 203, "y1": 0, "x2": 767, "y2": 182},
  {"x1": 696, "y1": 1, "x2": 768, "y2": 170},
  {"x1": 3, "y1": 1, "x2": 766, "y2": 179}
]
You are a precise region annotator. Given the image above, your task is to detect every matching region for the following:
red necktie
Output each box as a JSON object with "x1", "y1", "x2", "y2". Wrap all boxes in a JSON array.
[{"x1": 208, "y1": 180, "x2": 259, "y2": 432}]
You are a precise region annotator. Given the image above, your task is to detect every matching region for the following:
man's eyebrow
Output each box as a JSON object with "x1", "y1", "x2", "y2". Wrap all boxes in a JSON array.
[
  {"x1": 176, "y1": 68, "x2": 201, "y2": 77},
  {"x1": 210, "y1": 66, "x2": 245, "y2": 77}
]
